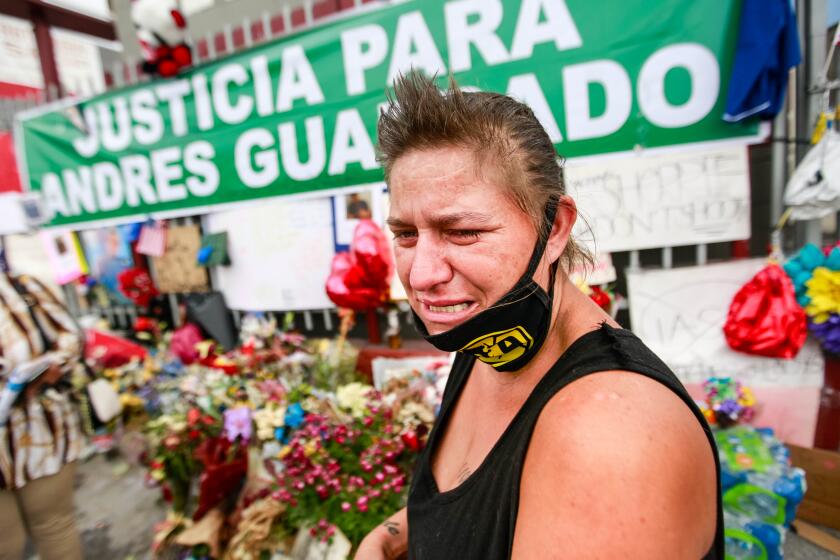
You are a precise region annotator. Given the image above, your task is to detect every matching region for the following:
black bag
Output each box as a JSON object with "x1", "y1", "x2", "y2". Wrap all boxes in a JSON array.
[{"x1": 184, "y1": 291, "x2": 238, "y2": 350}]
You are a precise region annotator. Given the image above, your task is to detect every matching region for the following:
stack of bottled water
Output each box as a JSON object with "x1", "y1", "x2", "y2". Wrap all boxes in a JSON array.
[{"x1": 715, "y1": 426, "x2": 806, "y2": 559}]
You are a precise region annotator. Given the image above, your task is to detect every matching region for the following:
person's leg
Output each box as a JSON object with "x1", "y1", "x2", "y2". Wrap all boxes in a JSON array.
[
  {"x1": 15, "y1": 462, "x2": 82, "y2": 560},
  {"x1": 0, "y1": 488, "x2": 27, "y2": 560}
]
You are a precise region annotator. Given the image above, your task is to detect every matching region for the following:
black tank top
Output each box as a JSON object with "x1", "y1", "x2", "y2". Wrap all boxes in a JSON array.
[{"x1": 407, "y1": 323, "x2": 723, "y2": 559}]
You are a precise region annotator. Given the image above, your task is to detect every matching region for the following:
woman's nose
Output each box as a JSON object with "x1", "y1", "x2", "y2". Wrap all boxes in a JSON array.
[{"x1": 408, "y1": 236, "x2": 453, "y2": 292}]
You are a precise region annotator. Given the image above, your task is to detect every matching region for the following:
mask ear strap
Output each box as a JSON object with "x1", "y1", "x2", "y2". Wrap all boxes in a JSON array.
[{"x1": 523, "y1": 196, "x2": 559, "y2": 278}]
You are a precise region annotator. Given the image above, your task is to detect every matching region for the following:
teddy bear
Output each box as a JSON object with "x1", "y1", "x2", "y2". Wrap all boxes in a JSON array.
[{"x1": 131, "y1": 0, "x2": 192, "y2": 77}]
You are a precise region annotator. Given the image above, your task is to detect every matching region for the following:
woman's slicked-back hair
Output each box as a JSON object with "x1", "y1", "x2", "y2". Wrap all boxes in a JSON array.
[{"x1": 377, "y1": 72, "x2": 590, "y2": 272}]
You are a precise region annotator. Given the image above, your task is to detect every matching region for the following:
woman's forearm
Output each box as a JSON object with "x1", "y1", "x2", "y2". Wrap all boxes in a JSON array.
[{"x1": 356, "y1": 507, "x2": 409, "y2": 560}]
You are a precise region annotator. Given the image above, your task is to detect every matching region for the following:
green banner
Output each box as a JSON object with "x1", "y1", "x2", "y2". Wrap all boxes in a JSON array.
[{"x1": 18, "y1": 0, "x2": 758, "y2": 228}]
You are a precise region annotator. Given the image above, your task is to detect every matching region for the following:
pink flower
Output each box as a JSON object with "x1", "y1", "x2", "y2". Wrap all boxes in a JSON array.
[
  {"x1": 356, "y1": 496, "x2": 369, "y2": 512},
  {"x1": 223, "y1": 407, "x2": 252, "y2": 442},
  {"x1": 341, "y1": 502, "x2": 351, "y2": 512}
]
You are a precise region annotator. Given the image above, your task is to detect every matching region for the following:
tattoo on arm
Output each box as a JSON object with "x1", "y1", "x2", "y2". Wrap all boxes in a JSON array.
[
  {"x1": 383, "y1": 521, "x2": 400, "y2": 536},
  {"x1": 456, "y1": 463, "x2": 472, "y2": 484}
]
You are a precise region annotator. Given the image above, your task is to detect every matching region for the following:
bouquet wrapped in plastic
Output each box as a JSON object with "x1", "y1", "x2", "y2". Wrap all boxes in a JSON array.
[
  {"x1": 723, "y1": 264, "x2": 807, "y2": 359},
  {"x1": 326, "y1": 219, "x2": 393, "y2": 311}
]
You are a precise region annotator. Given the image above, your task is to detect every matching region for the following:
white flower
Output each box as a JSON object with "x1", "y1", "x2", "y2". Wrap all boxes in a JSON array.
[
  {"x1": 336, "y1": 382, "x2": 374, "y2": 418},
  {"x1": 253, "y1": 405, "x2": 286, "y2": 440},
  {"x1": 398, "y1": 401, "x2": 435, "y2": 425}
]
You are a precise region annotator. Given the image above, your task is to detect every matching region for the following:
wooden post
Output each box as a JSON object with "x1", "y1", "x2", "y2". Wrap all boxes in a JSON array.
[
  {"x1": 366, "y1": 309, "x2": 381, "y2": 344},
  {"x1": 30, "y1": 5, "x2": 62, "y2": 98},
  {"x1": 814, "y1": 353, "x2": 840, "y2": 450}
]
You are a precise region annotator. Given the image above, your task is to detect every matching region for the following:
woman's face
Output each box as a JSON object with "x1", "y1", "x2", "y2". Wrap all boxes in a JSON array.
[{"x1": 388, "y1": 146, "x2": 538, "y2": 335}]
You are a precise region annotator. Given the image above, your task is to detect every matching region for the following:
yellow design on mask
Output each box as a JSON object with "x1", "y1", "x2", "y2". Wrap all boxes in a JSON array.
[{"x1": 460, "y1": 326, "x2": 534, "y2": 368}]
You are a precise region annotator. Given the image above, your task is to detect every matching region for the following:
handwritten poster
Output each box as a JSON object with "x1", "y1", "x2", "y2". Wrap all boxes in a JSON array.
[
  {"x1": 204, "y1": 198, "x2": 335, "y2": 311},
  {"x1": 151, "y1": 225, "x2": 209, "y2": 294},
  {"x1": 626, "y1": 259, "x2": 821, "y2": 446},
  {"x1": 567, "y1": 146, "x2": 750, "y2": 252}
]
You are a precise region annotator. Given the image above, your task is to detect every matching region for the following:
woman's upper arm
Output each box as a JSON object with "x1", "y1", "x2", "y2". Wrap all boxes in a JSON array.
[{"x1": 512, "y1": 371, "x2": 717, "y2": 559}]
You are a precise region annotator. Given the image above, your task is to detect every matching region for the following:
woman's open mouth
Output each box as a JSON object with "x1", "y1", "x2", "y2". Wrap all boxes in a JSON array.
[{"x1": 418, "y1": 299, "x2": 478, "y2": 330}]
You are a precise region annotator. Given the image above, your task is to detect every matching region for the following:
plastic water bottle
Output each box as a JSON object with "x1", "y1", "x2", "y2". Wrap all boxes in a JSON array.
[{"x1": 0, "y1": 358, "x2": 52, "y2": 424}]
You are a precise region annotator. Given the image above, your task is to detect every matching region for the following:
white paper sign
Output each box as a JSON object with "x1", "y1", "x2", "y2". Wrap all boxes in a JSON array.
[
  {"x1": 627, "y1": 258, "x2": 823, "y2": 388},
  {"x1": 0, "y1": 15, "x2": 40, "y2": 89},
  {"x1": 0, "y1": 194, "x2": 30, "y2": 235},
  {"x1": 205, "y1": 198, "x2": 335, "y2": 311},
  {"x1": 568, "y1": 146, "x2": 750, "y2": 252},
  {"x1": 0, "y1": 15, "x2": 104, "y2": 95}
]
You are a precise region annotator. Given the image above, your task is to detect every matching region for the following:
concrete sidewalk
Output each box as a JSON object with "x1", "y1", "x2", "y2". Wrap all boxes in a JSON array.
[{"x1": 23, "y1": 454, "x2": 840, "y2": 559}]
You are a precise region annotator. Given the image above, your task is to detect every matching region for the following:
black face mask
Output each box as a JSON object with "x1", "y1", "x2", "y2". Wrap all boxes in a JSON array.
[{"x1": 412, "y1": 201, "x2": 559, "y2": 372}]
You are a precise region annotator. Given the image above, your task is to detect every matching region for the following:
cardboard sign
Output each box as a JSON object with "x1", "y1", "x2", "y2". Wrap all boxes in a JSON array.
[
  {"x1": 568, "y1": 146, "x2": 750, "y2": 252},
  {"x1": 151, "y1": 225, "x2": 209, "y2": 293}
]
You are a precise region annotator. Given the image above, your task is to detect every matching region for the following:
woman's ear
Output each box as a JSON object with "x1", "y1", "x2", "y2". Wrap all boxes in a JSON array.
[{"x1": 545, "y1": 195, "x2": 577, "y2": 264}]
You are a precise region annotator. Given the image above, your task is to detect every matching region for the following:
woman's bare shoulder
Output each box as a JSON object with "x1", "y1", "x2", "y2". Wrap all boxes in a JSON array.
[{"x1": 511, "y1": 370, "x2": 717, "y2": 558}]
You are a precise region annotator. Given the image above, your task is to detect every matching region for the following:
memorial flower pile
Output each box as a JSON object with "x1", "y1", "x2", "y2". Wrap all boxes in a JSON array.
[
  {"x1": 84, "y1": 309, "x2": 448, "y2": 558},
  {"x1": 145, "y1": 377, "x2": 436, "y2": 557},
  {"x1": 263, "y1": 388, "x2": 421, "y2": 548}
]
